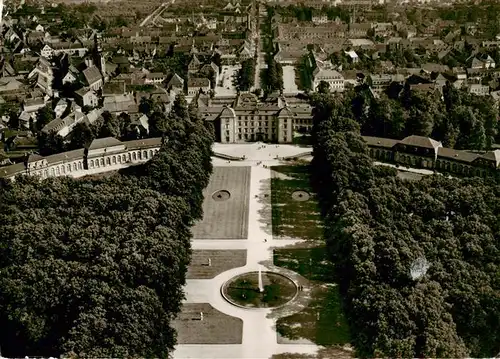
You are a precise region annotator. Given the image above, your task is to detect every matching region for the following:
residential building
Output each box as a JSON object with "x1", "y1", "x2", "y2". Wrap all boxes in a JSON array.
[
  {"x1": 348, "y1": 23, "x2": 372, "y2": 38},
  {"x1": 312, "y1": 14, "x2": 328, "y2": 25},
  {"x1": 42, "y1": 109, "x2": 86, "y2": 137},
  {"x1": 200, "y1": 62, "x2": 220, "y2": 85},
  {"x1": 41, "y1": 44, "x2": 55, "y2": 58},
  {"x1": 103, "y1": 93, "x2": 137, "y2": 114},
  {"x1": 0, "y1": 77, "x2": 23, "y2": 92},
  {"x1": 471, "y1": 55, "x2": 496, "y2": 70},
  {"x1": 167, "y1": 73, "x2": 185, "y2": 92},
  {"x1": 53, "y1": 99, "x2": 69, "y2": 118},
  {"x1": 144, "y1": 72, "x2": 166, "y2": 85},
  {"x1": 344, "y1": 50, "x2": 359, "y2": 63},
  {"x1": 187, "y1": 77, "x2": 211, "y2": 96},
  {"x1": 368, "y1": 73, "x2": 403, "y2": 93},
  {"x1": 40, "y1": 43, "x2": 88, "y2": 59},
  {"x1": 28, "y1": 57, "x2": 54, "y2": 96},
  {"x1": 62, "y1": 67, "x2": 78, "y2": 84},
  {"x1": 23, "y1": 97, "x2": 46, "y2": 114},
  {"x1": 188, "y1": 54, "x2": 202, "y2": 73},
  {"x1": 469, "y1": 84, "x2": 489, "y2": 96},
  {"x1": 83, "y1": 65, "x2": 103, "y2": 91},
  {"x1": 312, "y1": 67, "x2": 345, "y2": 92},
  {"x1": 74, "y1": 87, "x2": 99, "y2": 108}
]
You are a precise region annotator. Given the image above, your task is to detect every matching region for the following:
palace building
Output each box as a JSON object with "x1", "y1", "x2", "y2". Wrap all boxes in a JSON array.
[{"x1": 198, "y1": 93, "x2": 313, "y2": 143}]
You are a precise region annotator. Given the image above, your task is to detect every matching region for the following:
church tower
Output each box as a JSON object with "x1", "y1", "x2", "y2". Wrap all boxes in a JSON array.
[{"x1": 93, "y1": 33, "x2": 107, "y2": 82}]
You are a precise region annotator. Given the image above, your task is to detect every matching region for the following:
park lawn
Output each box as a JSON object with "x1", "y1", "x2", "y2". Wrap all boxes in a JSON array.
[
  {"x1": 172, "y1": 303, "x2": 243, "y2": 344},
  {"x1": 274, "y1": 247, "x2": 351, "y2": 347},
  {"x1": 271, "y1": 165, "x2": 323, "y2": 240},
  {"x1": 187, "y1": 250, "x2": 246, "y2": 279}
]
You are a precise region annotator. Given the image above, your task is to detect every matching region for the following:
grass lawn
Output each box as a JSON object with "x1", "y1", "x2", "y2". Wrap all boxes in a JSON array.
[
  {"x1": 172, "y1": 303, "x2": 243, "y2": 344},
  {"x1": 224, "y1": 272, "x2": 297, "y2": 308},
  {"x1": 271, "y1": 165, "x2": 322, "y2": 240},
  {"x1": 187, "y1": 249, "x2": 246, "y2": 279},
  {"x1": 274, "y1": 247, "x2": 350, "y2": 347}
]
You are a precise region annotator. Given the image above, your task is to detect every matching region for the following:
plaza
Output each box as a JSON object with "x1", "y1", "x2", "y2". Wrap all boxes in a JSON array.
[{"x1": 172, "y1": 143, "x2": 344, "y2": 358}]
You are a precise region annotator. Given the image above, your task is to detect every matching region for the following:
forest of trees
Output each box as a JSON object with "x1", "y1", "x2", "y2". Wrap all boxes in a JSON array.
[
  {"x1": 0, "y1": 94, "x2": 214, "y2": 357},
  {"x1": 263, "y1": 55, "x2": 284, "y2": 94},
  {"x1": 342, "y1": 84, "x2": 500, "y2": 150},
  {"x1": 236, "y1": 58, "x2": 255, "y2": 92},
  {"x1": 310, "y1": 92, "x2": 500, "y2": 358}
]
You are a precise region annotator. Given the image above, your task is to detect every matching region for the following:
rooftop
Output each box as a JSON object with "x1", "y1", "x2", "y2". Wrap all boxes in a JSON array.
[
  {"x1": 400, "y1": 135, "x2": 442, "y2": 150},
  {"x1": 88, "y1": 137, "x2": 123, "y2": 150}
]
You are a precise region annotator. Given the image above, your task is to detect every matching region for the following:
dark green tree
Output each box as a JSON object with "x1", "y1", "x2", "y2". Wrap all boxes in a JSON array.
[
  {"x1": 69, "y1": 122, "x2": 95, "y2": 149},
  {"x1": 37, "y1": 131, "x2": 65, "y2": 156},
  {"x1": 35, "y1": 106, "x2": 55, "y2": 132},
  {"x1": 99, "y1": 111, "x2": 120, "y2": 138},
  {"x1": 317, "y1": 81, "x2": 330, "y2": 94}
]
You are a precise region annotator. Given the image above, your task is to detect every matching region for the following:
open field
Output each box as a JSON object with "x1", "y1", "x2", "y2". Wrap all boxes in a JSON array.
[
  {"x1": 192, "y1": 166, "x2": 251, "y2": 239},
  {"x1": 271, "y1": 165, "x2": 322, "y2": 240},
  {"x1": 172, "y1": 303, "x2": 243, "y2": 344},
  {"x1": 187, "y1": 250, "x2": 246, "y2": 279}
]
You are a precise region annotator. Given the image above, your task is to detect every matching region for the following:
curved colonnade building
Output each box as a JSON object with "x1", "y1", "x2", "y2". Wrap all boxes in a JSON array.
[{"x1": 0, "y1": 137, "x2": 162, "y2": 180}]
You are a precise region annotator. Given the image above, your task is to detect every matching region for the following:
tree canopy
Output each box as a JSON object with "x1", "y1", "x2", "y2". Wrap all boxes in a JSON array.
[
  {"x1": 235, "y1": 58, "x2": 255, "y2": 92},
  {"x1": 311, "y1": 92, "x2": 500, "y2": 358},
  {"x1": 0, "y1": 93, "x2": 214, "y2": 357},
  {"x1": 340, "y1": 84, "x2": 499, "y2": 150}
]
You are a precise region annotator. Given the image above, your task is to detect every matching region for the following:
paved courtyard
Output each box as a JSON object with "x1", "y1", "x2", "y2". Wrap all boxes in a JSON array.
[
  {"x1": 213, "y1": 143, "x2": 312, "y2": 163},
  {"x1": 173, "y1": 143, "x2": 323, "y2": 359}
]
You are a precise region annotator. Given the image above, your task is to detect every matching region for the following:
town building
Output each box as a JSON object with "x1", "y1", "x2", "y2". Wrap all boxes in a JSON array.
[
  {"x1": 312, "y1": 67, "x2": 345, "y2": 92},
  {"x1": 144, "y1": 72, "x2": 166, "y2": 85},
  {"x1": 28, "y1": 57, "x2": 54, "y2": 96},
  {"x1": 187, "y1": 77, "x2": 211, "y2": 96},
  {"x1": 83, "y1": 65, "x2": 103, "y2": 91}
]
